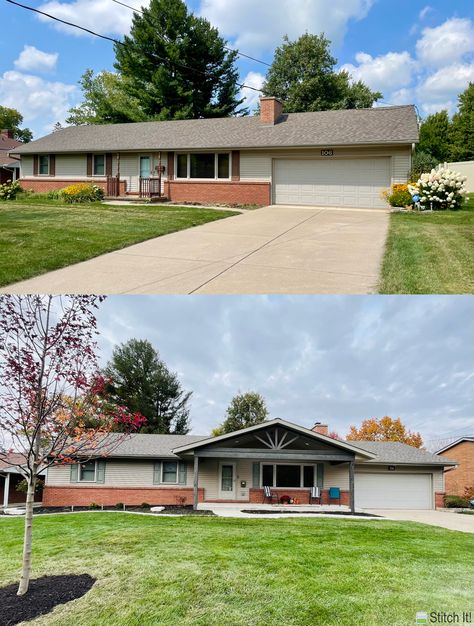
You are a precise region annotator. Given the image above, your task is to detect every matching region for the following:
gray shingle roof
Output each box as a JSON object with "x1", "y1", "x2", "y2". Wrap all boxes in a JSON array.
[
  {"x1": 349, "y1": 441, "x2": 457, "y2": 465},
  {"x1": 13, "y1": 105, "x2": 419, "y2": 155},
  {"x1": 101, "y1": 434, "x2": 207, "y2": 459}
]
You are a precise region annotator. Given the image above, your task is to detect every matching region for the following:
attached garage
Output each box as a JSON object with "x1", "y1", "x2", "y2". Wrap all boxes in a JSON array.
[
  {"x1": 355, "y1": 472, "x2": 433, "y2": 510},
  {"x1": 273, "y1": 157, "x2": 391, "y2": 209}
]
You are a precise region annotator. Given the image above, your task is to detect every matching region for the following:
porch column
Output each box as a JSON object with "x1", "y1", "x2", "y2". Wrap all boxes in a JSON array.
[
  {"x1": 193, "y1": 455, "x2": 199, "y2": 511},
  {"x1": 3, "y1": 473, "x2": 10, "y2": 508},
  {"x1": 349, "y1": 461, "x2": 355, "y2": 514}
]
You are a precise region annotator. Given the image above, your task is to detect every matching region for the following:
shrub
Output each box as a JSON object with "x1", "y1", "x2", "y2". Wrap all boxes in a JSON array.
[
  {"x1": 0, "y1": 180, "x2": 23, "y2": 200},
  {"x1": 60, "y1": 183, "x2": 104, "y2": 204},
  {"x1": 383, "y1": 183, "x2": 413, "y2": 208},
  {"x1": 140, "y1": 502, "x2": 151, "y2": 509},
  {"x1": 115, "y1": 502, "x2": 125, "y2": 510},
  {"x1": 47, "y1": 189, "x2": 62, "y2": 200},
  {"x1": 409, "y1": 150, "x2": 439, "y2": 181},
  {"x1": 409, "y1": 167, "x2": 467, "y2": 211},
  {"x1": 444, "y1": 495, "x2": 471, "y2": 508},
  {"x1": 89, "y1": 502, "x2": 101, "y2": 509}
]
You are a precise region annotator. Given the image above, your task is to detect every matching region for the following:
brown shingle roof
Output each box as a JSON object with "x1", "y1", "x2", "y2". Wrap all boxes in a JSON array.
[{"x1": 13, "y1": 105, "x2": 419, "y2": 155}]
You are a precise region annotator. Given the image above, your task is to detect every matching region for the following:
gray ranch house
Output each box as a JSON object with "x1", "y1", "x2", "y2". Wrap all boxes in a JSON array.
[
  {"x1": 12, "y1": 98, "x2": 419, "y2": 209},
  {"x1": 43, "y1": 419, "x2": 454, "y2": 512}
]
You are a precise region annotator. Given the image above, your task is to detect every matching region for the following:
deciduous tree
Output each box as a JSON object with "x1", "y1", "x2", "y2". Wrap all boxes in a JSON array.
[
  {"x1": 346, "y1": 416, "x2": 423, "y2": 448},
  {"x1": 212, "y1": 392, "x2": 268, "y2": 436},
  {"x1": 418, "y1": 110, "x2": 450, "y2": 162},
  {"x1": 449, "y1": 82, "x2": 474, "y2": 162},
  {"x1": 0, "y1": 106, "x2": 32, "y2": 142}
]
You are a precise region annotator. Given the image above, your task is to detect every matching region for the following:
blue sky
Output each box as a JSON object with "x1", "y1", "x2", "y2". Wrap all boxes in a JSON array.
[{"x1": 0, "y1": 0, "x2": 473, "y2": 137}]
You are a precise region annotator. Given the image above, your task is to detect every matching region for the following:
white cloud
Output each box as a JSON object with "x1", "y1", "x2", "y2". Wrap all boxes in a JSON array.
[
  {"x1": 417, "y1": 62, "x2": 474, "y2": 115},
  {"x1": 0, "y1": 71, "x2": 78, "y2": 136},
  {"x1": 199, "y1": 0, "x2": 375, "y2": 54},
  {"x1": 341, "y1": 51, "x2": 416, "y2": 94},
  {"x1": 37, "y1": 0, "x2": 143, "y2": 36},
  {"x1": 14, "y1": 45, "x2": 58, "y2": 73},
  {"x1": 240, "y1": 71, "x2": 265, "y2": 111},
  {"x1": 416, "y1": 17, "x2": 474, "y2": 68},
  {"x1": 419, "y1": 6, "x2": 433, "y2": 20}
]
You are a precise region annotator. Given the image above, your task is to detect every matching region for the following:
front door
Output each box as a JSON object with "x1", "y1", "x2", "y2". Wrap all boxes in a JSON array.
[{"x1": 219, "y1": 462, "x2": 236, "y2": 499}]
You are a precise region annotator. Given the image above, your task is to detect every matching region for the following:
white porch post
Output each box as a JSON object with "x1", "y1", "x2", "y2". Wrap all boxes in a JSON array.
[
  {"x1": 193, "y1": 455, "x2": 199, "y2": 511},
  {"x1": 349, "y1": 461, "x2": 355, "y2": 514},
  {"x1": 3, "y1": 473, "x2": 10, "y2": 508}
]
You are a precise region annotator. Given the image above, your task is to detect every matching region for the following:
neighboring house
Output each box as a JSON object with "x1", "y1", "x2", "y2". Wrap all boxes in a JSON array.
[
  {"x1": 11, "y1": 99, "x2": 419, "y2": 209},
  {"x1": 0, "y1": 129, "x2": 21, "y2": 184},
  {"x1": 0, "y1": 453, "x2": 45, "y2": 508},
  {"x1": 43, "y1": 419, "x2": 454, "y2": 511},
  {"x1": 436, "y1": 437, "x2": 474, "y2": 497}
]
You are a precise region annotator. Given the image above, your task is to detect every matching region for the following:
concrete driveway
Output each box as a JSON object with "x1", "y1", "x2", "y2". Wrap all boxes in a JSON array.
[
  {"x1": 2, "y1": 205, "x2": 389, "y2": 295},
  {"x1": 368, "y1": 509, "x2": 474, "y2": 533}
]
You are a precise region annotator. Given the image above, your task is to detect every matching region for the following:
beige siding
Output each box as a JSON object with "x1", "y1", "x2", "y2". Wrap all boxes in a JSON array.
[
  {"x1": 324, "y1": 464, "x2": 349, "y2": 490},
  {"x1": 21, "y1": 156, "x2": 33, "y2": 177},
  {"x1": 115, "y1": 153, "x2": 168, "y2": 194},
  {"x1": 240, "y1": 152, "x2": 272, "y2": 181},
  {"x1": 447, "y1": 161, "x2": 474, "y2": 192},
  {"x1": 355, "y1": 465, "x2": 444, "y2": 493},
  {"x1": 55, "y1": 154, "x2": 87, "y2": 178},
  {"x1": 391, "y1": 151, "x2": 411, "y2": 184}
]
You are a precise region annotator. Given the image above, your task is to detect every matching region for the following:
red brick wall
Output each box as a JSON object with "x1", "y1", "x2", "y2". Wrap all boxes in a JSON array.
[
  {"x1": 43, "y1": 486, "x2": 204, "y2": 507},
  {"x1": 166, "y1": 180, "x2": 271, "y2": 206},
  {"x1": 19, "y1": 179, "x2": 126, "y2": 195},
  {"x1": 439, "y1": 441, "x2": 474, "y2": 496},
  {"x1": 435, "y1": 492, "x2": 445, "y2": 508},
  {"x1": 249, "y1": 488, "x2": 350, "y2": 506}
]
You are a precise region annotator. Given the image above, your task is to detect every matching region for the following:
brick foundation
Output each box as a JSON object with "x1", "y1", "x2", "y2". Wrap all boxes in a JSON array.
[
  {"x1": 435, "y1": 492, "x2": 446, "y2": 508},
  {"x1": 43, "y1": 486, "x2": 204, "y2": 507},
  {"x1": 165, "y1": 180, "x2": 271, "y2": 206},
  {"x1": 249, "y1": 488, "x2": 350, "y2": 506},
  {"x1": 20, "y1": 178, "x2": 126, "y2": 195}
]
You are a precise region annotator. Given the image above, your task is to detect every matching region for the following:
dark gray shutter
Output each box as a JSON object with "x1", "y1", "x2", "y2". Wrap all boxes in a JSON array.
[
  {"x1": 153, "y1": 461, "x2": 162, "y2": 485},
  {"x1": 252, "y1": 462, "x2": 260, "y2": 488},
  {"x1": 70, "y1": 463, "x2": 78, "y2": 483},
  {"x1": 178, "y1": 462, "x2": 187, "y2": 485},
  {"x1": 96, "y1": 460, "x2": 106, "y2": 484},
  {"x1": 33, "y1": 155, "x2": 38, "y2": 176},
  {"x1": 316, "y1": 463, "x2": 324, "y2": 489},
  {"x1": 86, "y1": 153, "x2": 92, "y2": 177},
  {"x1": 49, "y1": 154, "x2": 56, "y2": 176}
]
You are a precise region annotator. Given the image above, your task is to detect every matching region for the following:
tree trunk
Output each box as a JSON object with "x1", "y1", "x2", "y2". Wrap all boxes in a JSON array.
[{"x1": 17, "y1": 476, "x2": 36, "y2": 596}]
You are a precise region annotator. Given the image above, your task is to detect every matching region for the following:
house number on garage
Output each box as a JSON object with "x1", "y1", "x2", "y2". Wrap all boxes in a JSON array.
[{"x1": 321, "y1": 149, "x2": 334, "y2": 156}]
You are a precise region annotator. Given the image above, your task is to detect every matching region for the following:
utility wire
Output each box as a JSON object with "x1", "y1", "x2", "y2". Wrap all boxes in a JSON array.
[
  {"x1": 109, "y1": 0, "x2": 271, "y2": 67},
  {"x1": 5, "y1": 0, "x2": 264, "y2": 93}
]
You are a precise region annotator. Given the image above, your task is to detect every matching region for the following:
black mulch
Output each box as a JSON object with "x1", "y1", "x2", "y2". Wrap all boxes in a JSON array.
[
  {"x1": 0, "y1": 574, "x2": 95, "y2": 626},
  {"x1": 0, "y1": 505, "x2": 215, "y2": 516},
  {"x1": 242, "y1": 510, "x2": 380, "y2": 517}
]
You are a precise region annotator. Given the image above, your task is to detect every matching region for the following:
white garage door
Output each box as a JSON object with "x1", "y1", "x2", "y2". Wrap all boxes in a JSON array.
[
  {"x1": 274, "y1": 158, "x2": 391, "y2": 209},
  {"x1": 355, "y1": 473, "x2": 432, "y2": 510}
]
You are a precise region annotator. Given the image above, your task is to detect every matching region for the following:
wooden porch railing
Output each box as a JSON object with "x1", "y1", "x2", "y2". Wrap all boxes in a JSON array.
[
  {"x1": 106, "y1": 175, "x2": 121, "y2": 197},
  {"x1": 139, "y1": 176, "x2": 162, "y2": 199}
]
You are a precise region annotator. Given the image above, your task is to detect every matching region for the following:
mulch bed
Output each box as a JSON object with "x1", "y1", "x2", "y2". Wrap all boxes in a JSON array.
[
  {"x1": 1, "y1": 505, "x2": 215, "y2": 516},
  {"x1": 242, "y1": 510, "x2": 380, "y2": 517},
  {"x1": 0, "y1": 574, "x2": 95, "y2": 626}
]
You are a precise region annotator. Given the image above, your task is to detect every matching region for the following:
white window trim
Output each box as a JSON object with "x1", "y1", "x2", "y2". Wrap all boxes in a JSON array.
[
  {"x1": 175, "y1": 152, "x2": 232, "y2": 181},
  {"x1": 260, "y1": 463, "x2": 317, "y2": 489},
  {"x1": 38, "y1": 155, "x2": 50, "y2": 176},
  {"x1": 92, "y1": 154, "x2": 106, "y2": 177},
  {"x1": 78, "y1": 460, "x2": 97, "y2": 483},
  {"x1": 161, "y1": 461, "x2": 179, "y2": 484}
]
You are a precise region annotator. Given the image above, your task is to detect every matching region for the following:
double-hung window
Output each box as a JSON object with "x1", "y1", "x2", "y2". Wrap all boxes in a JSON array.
[
  {"x1": 79, "y1": 460, "x2": 96, "y2": 482},
  {"x1": 39, "y1": 155, "x2": 50, "y2": 175},
  {"x1": 93, "y1": 154, "x2": 105, "y2": 176},
  {"x1": 162, "y1": 461, "x2": 178, "y2": 484},
  {"x1": 176, "y1": 153, "x2": 230, "y2": 180}
]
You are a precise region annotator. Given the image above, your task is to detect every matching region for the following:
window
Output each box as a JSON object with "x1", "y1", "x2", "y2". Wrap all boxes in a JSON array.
[
  {"x1": 276, "y1": 465, "x2": 300, "y2": 488},
  {"x1": 303, "y1": 465, "x2": 315, "y2": 488},
  {"x1": 39, "y1": 155, "x2": 49, "y2": 175},
  {"x1": 162, "y1": 461, "x2": 178, "y2": 484},
  {"x1": 260, "y1": 464, "x2": 317, "y2": 488},
  {"x1": 79, "y1": 461, "x2": 96, "y2": 482},
  {"x1": 175, "y1": 153, "x2": 231, "y2": 180},
  {"x1": 93, "y1": 154, "x2": 105, "y2": 176},
  {"x1": 262, "y1": 464, "x2": 274, "y2": 487}
]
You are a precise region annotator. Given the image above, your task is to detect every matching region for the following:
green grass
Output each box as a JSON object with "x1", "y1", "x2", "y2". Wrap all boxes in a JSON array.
[
  {"x1": 1, "y1": 513, "x2": 473, "y2": 626},
  {"x1": 379, "y1": 196, "x2": 474, "y2": 294},
  {"x1": 0, "y1": 197, "x2": 237, "y2": 287}
]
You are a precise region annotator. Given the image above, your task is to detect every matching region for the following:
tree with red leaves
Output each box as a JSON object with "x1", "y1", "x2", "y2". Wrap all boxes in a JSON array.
[{"x1": 0, "y1": 295, "x2": 145, "y2": 596}]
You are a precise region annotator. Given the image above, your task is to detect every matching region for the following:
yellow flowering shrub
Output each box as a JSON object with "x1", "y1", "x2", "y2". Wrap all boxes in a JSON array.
[{"x1": 60, "y1": 183, "x2": 104, "y2": 204}]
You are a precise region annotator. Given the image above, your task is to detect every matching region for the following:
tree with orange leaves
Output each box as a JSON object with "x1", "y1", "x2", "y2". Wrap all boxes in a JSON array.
[{"x1": 346, "y1": 416, "x2": 423, "y2": 448}]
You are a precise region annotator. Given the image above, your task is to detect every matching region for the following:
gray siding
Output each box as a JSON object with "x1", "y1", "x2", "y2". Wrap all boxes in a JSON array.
[
  {"x1": 21, "y1": 156, "x2": 33, "y2": 177},
  {"x1": 55, "y1": 154, "x2": 87, "y2": 178}
]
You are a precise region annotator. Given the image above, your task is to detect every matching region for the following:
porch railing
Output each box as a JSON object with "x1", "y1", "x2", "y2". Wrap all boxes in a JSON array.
[
  {"x1": 139, "y1": 176, "x2": 162, "y2": 199},
  {"x1": 106, "y1": 175, "x2": 121, "y2": 197}
]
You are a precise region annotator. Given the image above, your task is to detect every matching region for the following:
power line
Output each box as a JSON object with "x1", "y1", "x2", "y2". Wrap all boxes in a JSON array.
[
  {"x1": 109, "y1": 0, "x2": 271, "y2": 67},
  {"x1": 5, "y1": 0, "x2": 264, "y2": 93}
]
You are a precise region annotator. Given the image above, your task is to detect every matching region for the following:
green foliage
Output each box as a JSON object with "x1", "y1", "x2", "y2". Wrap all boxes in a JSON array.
[
  {"x1": 418, "y1": 111, "x2": 450, "y2": 162},
  {"x1": 409, "y1": 150, "x2": 439, "y2": 181},
  {"x1": 103, "y1": 338, "x2": 192, "y2": 434},
  {"x1": 262, "y1": 34, "x2": 382, "y2": 113},
  {"x1": 0, "y1": 106, "x2": 33, "y2": 142},
  {"x1": 140, "y1": 502, "x2": 151, "y2": 509},
  {"x1": 444, "y1": 495, "x2": 471, "y2": 508},
  {"x1": 384, "y1": 184, "x2": 413, "y2": 208},
  {"x1": 212, "y1": 391, "x2": 268, "y2": 436},
  {"x1": 0, "y1": 180, "x2": 22, "y2": 200},
  {"x1": 89, "y1": 502, "x2": 101, "y2": 510},
  {"x1": 115, "y1": 503, "x2": 125, "y2": 510},
  {"x1": 15, "y1": 478, "x2": 44, "y2": 494},
  {"x1": 449, "y1": 82, "x2": 474, "y2": 161},
  {"x1": 60, "y1": 183, "x2": 105, "y2": 204}
]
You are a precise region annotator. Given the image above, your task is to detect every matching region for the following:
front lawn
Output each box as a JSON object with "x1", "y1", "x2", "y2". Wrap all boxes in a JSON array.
[
  {"x1": 0, "y1": 198, "x2": 238, "y2": 287},
  {"x1": 1, "y1": 513, "x2": 473, "y2": 626},
  {"x1": 379, "y1": 196, "x2": 474, "y2": 294}
]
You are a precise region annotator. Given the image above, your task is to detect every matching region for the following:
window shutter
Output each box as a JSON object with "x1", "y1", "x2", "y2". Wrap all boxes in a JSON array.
[
  {"x1": 252, "y1": 462, "x2": 260, "y2": 488},
  {"x1": 33, "y1": 155, "x2": 38, "y2": 176},
  {"x1": 49, "y1": 155, "x2": 56, "y2": 177},
  {"x1": 105, "y1": 154, "x2": 112, "y2": 177},
  {"x1": 167, "y1": 152, "x2": 174, "y2": 179},
  {"x1": 86, "y1": 153, "x2": 92, "y2": 177},
  {"x1": 96, "y1": 460, "x2": 106, "y2": 484},
  {"x1": 70, "y1": 464, "x2": 78, "y2": 483},
  {"x1": 316, "y1": 463, "x2": 324, "y2": 489},
  {"x1": 231, "y1": 151, "x2": 240, "y2": 181},
  {"x1": 178, "y1": 462, "x2": 187, "y2": 485},
  {"x1": 153, "y1": 461, "x2": 162, "y2": 485}
]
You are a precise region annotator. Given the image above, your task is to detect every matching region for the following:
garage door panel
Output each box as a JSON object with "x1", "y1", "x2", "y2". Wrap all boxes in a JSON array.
[
  {"x1": 355, "y1": 473, "x2": 432, "y2": 510},
  {"x1": 274, "y1": 158, "x2": 391, "y2": 208}
]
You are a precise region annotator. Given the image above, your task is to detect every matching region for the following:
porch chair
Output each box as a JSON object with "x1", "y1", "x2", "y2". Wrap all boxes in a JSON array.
[
  {"x1": 309, "y1": 486, "x2": 321, "y2": 504},
  {"x1": 329, "y1": 487, "x2": 341, "y2": 505},
  {"x1": 263, "y1": 485, "x2": 279, "y2": 505}
]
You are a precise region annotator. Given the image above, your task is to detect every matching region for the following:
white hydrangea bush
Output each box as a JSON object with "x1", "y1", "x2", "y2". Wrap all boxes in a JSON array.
[{"x1": 408, "y1": 168, "x2": 467, "y2": 211}]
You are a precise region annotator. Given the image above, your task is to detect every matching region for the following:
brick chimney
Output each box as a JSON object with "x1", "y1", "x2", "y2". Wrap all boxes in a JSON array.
[
  {"x1": 1, "y1": 129, "x2": 15, "y2": 139},
  {"x1": 312, "y1": 422, "x2": 329, "y2": 436},
  {"x1": 260, "y1": 97, "x2": 283, "y2": 125}
]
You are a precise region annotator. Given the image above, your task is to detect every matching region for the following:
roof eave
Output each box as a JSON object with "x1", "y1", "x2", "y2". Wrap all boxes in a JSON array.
[{"x1": 435, "y1": 437, "x2": 474, "y2": 454}]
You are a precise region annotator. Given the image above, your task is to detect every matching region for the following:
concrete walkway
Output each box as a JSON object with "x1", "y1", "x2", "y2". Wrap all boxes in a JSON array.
[
  {"x1": 2, "y1": 205, "x2": 389, "y2": 295},
  {"x1": 367, "y1": 509, "x2": 474, "y2": 533}
]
